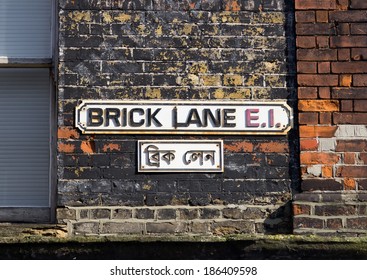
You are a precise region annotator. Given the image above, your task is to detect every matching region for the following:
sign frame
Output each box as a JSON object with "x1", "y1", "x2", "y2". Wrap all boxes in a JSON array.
[
  {"x1": 137, "y1": 140, "x2": 224, "y2": 173},
  {"x1": 75, "y1": 99, "x2": 293, "y2": 135}
]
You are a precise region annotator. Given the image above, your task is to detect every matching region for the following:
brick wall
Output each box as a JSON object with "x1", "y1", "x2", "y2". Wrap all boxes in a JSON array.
[
  {"x1": 57, "y1": 0, "x2": 297, "y2": 236},
  {"x1": 294, "y1": 0, "x2": 367, "y2": 236}
]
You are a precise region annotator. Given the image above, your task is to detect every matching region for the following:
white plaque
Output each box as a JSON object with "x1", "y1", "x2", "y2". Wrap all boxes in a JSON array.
[
  {"x1": 75, "y1": 100, "x2": 292, "y2": 135},
  {"x1": 138, "y1": 140, "x2": 223, "y2": 172}
]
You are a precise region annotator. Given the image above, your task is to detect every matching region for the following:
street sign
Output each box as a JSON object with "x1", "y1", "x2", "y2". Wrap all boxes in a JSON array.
[
  {"x1": 75, "y1": 100, "x2": 292, "y2": 135},
  {"x1": 138, "y1": 140, "x2": 224, "y2": 172}
]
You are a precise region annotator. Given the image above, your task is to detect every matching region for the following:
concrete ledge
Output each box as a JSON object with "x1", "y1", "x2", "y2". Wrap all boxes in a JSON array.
[{"x1": 1, "y1": 224, "x2": 367, "y2": 259}]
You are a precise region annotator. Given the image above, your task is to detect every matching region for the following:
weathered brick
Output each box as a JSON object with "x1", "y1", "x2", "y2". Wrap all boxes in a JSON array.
[
  {"x1": 318, "y1": 62, "x2": 331, "y2": 73},
  {"x1": 297, "y1": 49, "x2": 337, "y2": 61},
  {"x1": 346, "y1": 217, "x2": 367, "y2": 229},
  {"x1": 319, "y1": 112, "x2": 332, "y2": 124},
  {"x1": 336, "y1": 166, "x2": 367, "y2": 178},
  {"x1": 350, "y1": 0, "x2": 367, "y2": 9},
  {"x1": 212, "y1": 220, "x2": 254, "y2": 235},
  {"x1": 295, "y1": 11, "x2": 315, "y2": 23},
  {"x1": 344, "y1": 178, "x2": 356, "y2": 190},
  {"x1": 315, "y1": 205, "x2": 356, "y2": 216},
  {"x1": 112, "y1": 209, "x2": 133, "y2": 219},
  {"x1": 336, "y1": 140, "x2": 367, "y2": 152},
  {"x1": 301, "y1": 152, "x2": 340, "y2": 165},
  {"x1": 298, "y1": 74, "x2": 339, "y2": 86},
  {"x1": 295, "y1": 0, "x2": 337, "y2": 10},
  {"x1": 326, "y1": 218, "x2": 343, "y2": 229},
  {"x1": 178, "y1": 209, "x2": 199, "y2": 220},
  {"x1": 57, "y1": 207, "x2": 77, "y2": 221},
  {"x1": 200, "y1": 208, "x2": 221, "y2": 219},
  {"x1": 339, "y1": 74, "x2": 352, "y2": 87},
  {"x1": 299, "y1": 87, "x2": 318, "y2": 99},
  {"x1": 90, "y1": 209, "x2": 110, "y2": 219},
  {"x1": 102, "y1": 222, "x2": 145, "y2": 234},
  {"x1": 319, "y1": 87, "x2": 330, "y2": 99},
  {"x1": 333, "y1": 113, "x2": 367, "y2": 124},
  {"x1": 299, "y1": 126, "x2": 337, "y2": 138},
  {"x1": 330, "y1": 36, "x2": 367, "y2": 48},
  {"x1": 299, "y1": 113, "x2": 319, "y2": 124},
  {"x1": 293, "y1": 204, "x2": 311, "y2": 215},
  {"x1": 293, "y1": 217, "x2": 324, "y2": 229},
  {"x1": 316, "y1": 11, "x2": 329, "y2": 23},
  {"x1": 301, "y1": 179, "x2": 343, "y2": 191},
  {"x1": 316, "y1": 36, "x2": 330, "y2": 48},
  {"x1": 296, "y1": 23, "x2": 336, "y2": 35},
  {"x1": 73, "y1": 222, "x2": 99, "y2": 235},
  {"x1": 297, "y1": 62, "x2": 317, "y2": 73},
  {"x1": 297, "y1": 36, "x2": 316, "y2": 48},
  {"x1": 146, "y1": 222, "x2": 187, "y2": 233},
  {"x1": 58, "y1": 127, "x2": 80, "y2": 139},
  {"x1": 156, "y1": 209, "x2": 176, "y2": 220},
  {"x1": 135, "y1": 208, "x2": 155, "y2": 219},
  {"x1": 298, "y1": 100, "x2": 339, "y2": 112},
  {"x1": 329, "y1": 11, "x2": 367, "y2": 23},
  {"x1": 300, "y1": 139, "x2": 319, "y2": 151},
  {"x1": 191, "y1": 221, "x2": 211, "y2": 233},
  {"x1": 332, "y1": 61, "x2": 367, "y2": 73},
  {"x1": 353, "y1": 75, "x2": 367, "y2": 87}
]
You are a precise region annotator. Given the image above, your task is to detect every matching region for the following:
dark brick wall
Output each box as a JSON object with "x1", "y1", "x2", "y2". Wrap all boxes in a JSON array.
[{"x1": 57, "y1": 0, "x2": 297, "y2": 235}]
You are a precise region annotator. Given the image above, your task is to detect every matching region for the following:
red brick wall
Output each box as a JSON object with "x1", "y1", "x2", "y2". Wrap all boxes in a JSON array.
[{"x1": 294, "y1": 0, "x2": 367, "y2": 236}]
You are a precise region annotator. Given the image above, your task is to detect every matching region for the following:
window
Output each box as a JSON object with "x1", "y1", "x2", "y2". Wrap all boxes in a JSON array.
[{"x1": 0, "y1": 0, "x2": 54, "y2": 222}]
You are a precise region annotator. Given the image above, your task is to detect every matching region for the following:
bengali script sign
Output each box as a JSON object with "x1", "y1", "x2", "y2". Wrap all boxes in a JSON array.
[{"x1": 138, "y1": 140, "x2": 223, "y2": 172}]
